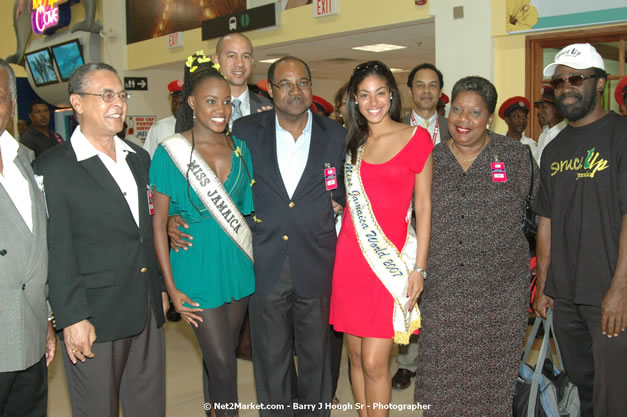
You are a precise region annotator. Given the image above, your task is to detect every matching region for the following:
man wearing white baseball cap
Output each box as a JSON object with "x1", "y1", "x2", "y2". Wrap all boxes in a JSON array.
[{"x1": 533, "y1": 43, "x2": 627, "y2": 417}]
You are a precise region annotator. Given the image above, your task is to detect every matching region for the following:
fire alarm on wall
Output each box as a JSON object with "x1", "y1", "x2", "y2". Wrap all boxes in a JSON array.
[{"x1": 415, "y1": 0, "x2": 427, "y2": 5}]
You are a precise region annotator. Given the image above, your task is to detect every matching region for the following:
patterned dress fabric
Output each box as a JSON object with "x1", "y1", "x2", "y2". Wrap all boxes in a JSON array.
[{"x1": 414, "y1": 133, "x2": 534, "y2": 416}]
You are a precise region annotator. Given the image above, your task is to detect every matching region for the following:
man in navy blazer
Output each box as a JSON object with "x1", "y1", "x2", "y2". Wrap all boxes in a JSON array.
[{"x1": 233, "y1": 57, "x2": 346, "y2": 416}]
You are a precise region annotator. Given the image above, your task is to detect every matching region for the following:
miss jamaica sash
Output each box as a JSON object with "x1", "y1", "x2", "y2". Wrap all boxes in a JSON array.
[
  {"x1": 162, "y1": 135, "x2": 253, "y2": 262},
  {"x1": 345, "y1": 147, "x2": 420, "y2": 344}
]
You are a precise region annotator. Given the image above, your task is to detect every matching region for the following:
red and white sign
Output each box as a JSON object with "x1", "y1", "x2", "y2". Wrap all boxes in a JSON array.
[
  {"x1": 125, "y1": 115, "x2": 156, "y2": 146},
  {"x1": 167, "y1": 32, "x2": 184, "y2": 49},
  {"x1": 313, "y1": 0, "x2": 339, "y2": 18}
]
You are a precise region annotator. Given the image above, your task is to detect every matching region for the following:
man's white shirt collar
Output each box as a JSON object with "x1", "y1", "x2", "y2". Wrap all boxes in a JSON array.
[
  {"x1": 71, "y1": 126, "x2": 135, "y2": 162},
  {"x1": 412, "y1": 110, "x2": 438, "y2": 127},
  {"x1": 275, "y1": 110, "x2": 313, "y2": 138}
]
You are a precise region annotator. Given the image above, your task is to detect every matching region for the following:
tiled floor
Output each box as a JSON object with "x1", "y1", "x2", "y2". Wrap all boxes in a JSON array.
[
  {"x1": 47, "y1": 319, "x2": 545, "y2": 416},
  {"x1": 46, "y1": 320, "x2": 420, "y2": 417}
]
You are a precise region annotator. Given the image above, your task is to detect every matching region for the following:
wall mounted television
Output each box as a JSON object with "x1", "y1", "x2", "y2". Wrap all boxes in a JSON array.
[
  {"x1": 51, "y1": 39, "x2": 85, "y2": 82},
  {"x1": 25, "y1": 47, "x2": 59, "y2": 87}
]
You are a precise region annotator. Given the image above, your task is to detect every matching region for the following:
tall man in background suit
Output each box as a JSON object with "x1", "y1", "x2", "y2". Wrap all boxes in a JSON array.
[
  {"x1": 402, "y1": 63, "x2": 450, "y2": 145},
  {"x1": 212, "y1": 32, "x2": 272, "y2": 127},
  {"x1": 0, "y1": 58, "x2": 55, "y2": 417},
  {"x1": 34, "y1": 63, "x2": 167, "y2": 417}
]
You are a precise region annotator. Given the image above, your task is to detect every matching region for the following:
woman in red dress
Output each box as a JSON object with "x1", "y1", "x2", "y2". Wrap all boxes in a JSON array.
[{"x1": 330, "y1": 61, "x2": 433, "y2": 416}]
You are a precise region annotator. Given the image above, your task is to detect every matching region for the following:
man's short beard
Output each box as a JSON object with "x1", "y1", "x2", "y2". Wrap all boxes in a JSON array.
[{"x1": 556, "y1": 85, "x2": 597, "y2": 122}]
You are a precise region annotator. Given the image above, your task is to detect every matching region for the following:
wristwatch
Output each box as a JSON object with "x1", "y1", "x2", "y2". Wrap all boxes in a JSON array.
[{"x1": 413, "y1": 265, "x2": 427, "y2": 280}]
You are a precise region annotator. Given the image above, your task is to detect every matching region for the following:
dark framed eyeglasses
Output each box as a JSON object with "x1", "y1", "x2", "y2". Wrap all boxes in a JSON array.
[
  {"x1": 270, "y1": 80, "x2": 312, "y2": 93},
  {"x1": 77, "y1": 90, "x2": 131, "y2": 103},
  {"x1": 549, "y1": 74, "x2": 595, "y2": 89}
]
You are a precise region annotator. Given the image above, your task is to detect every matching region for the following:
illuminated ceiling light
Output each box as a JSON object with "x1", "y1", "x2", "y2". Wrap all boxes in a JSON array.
[
  {"x1": 390, "y1": 68, "x2": 408, "y2": 72},
  {"x1": 351, "y1": 43, "x2": 407, "y2": 53},
  {"x1": 259, "y1": 58, "x2": 281, "y2": 63}
]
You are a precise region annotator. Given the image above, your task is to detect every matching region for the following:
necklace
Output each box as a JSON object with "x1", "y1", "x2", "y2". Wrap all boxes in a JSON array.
[{"x1": 449, "y1": 135, "x2": 489, "y2": 162}]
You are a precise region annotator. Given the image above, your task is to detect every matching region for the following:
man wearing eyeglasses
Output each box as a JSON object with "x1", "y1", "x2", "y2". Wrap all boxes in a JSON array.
[
  {"x1": 533, "y1": 43, "x2": 627, "y2": 417},
  {"x1": 234, "y1": 56, "x2": 345, "y2": 416},
  {"x1": 33, "y1": 63, "x2": 168, "y2": 417}
]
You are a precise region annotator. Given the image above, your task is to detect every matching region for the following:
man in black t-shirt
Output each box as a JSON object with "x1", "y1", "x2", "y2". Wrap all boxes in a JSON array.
[
  {"x1": 534, "y1": 43, "x2": 627, "y2": 417},
  {"x1": 20, "y1": 99, "x2": 63, "y2": 157}
]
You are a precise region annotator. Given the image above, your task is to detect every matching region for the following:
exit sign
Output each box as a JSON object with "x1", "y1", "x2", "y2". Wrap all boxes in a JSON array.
[
  {"x1": 313, "y1": 0, "x2": 339, "y2": 18},
  {"x1": 167, "y1": 32, "x2": 184, "y2": 49}
]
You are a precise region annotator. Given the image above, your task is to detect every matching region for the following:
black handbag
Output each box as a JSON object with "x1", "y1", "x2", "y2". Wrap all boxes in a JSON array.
[{"x1": 522, "y1": 145, "x2": 537, "y2": 238}]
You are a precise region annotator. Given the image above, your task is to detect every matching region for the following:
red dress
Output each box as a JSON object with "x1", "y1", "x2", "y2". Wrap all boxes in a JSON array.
[{"x1": 330, "y1": 128, "x2": 433, "y2": 338}]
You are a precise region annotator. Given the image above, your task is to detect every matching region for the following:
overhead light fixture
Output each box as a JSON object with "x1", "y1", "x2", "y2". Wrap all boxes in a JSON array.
[
  {"x1": 259, "y1": 58, "x2": 281, "y2": 63},
  {"x1": 390, "y1": 68, "x2": 408, "y2": 73},
  {"x1": 352, "y1": 43, "x2": 407, "y2": 53}
]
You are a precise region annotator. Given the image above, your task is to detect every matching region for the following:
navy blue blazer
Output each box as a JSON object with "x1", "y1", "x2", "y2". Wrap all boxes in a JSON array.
[{"x1": 233, "y1": 111, "x2": 346, "y2": 298}]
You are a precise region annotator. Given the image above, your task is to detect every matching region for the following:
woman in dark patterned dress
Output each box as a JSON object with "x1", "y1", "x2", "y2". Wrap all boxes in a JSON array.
[{"x1": 414, "y1": 76, "x2": 537, "y2": 416}]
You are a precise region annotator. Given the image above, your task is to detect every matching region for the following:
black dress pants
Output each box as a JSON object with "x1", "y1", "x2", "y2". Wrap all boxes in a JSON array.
[
  {"x1": 553, "y1": 299, "x2": 627, "y2": 417},
  {"x1": 0, "y1": 355, "x2": 47, "y2": 417},
  {"x1": 249, "y1": 255, "x2": 332, "y2": 416}
]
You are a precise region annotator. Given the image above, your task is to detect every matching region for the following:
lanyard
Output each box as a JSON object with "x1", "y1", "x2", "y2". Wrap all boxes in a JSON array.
[{"x1": 410, "y1": 112, "x2": 439, "y2": 144}]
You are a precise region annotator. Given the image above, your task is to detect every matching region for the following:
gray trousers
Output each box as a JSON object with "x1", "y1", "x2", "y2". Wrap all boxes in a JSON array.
[
  {"x1": 250, "y1": 256, "x2": 332, "y2": 417},
  {"x1": 396, "y1": 334, "x2": 419, "y2": 372},
  {"x1": 61, "y1": 309, "x2": 166, "y2": 417}
]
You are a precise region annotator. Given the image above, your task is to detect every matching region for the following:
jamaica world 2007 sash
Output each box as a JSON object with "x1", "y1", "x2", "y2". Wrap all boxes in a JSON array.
[
  {"x1": 344, "y1": 147, "x2": 420, "y2": 344},
  {"x1": 161, "y1": 134, "x2": 253, "y2": 262}
]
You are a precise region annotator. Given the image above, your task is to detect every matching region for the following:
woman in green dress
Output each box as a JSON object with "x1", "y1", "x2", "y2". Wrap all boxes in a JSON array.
[{"x1": 150, "y1": 53, "x2": 254, "y2": 417}]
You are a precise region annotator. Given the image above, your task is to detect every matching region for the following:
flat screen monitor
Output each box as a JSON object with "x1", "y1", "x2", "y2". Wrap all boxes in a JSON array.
[
  {"x1": 51, "y1": 39, "x2": 85, "y2": 82},
  {"x1": 25, "y1": 47, "x2": 59, "y2": 87}
]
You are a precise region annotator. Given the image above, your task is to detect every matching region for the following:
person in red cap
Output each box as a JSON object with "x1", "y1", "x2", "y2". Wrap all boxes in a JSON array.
[
  {"x1": 615, "y1": 76, "x2": 627, "y2": 116},
  {"x1": 436, "y1": 93, "x2": 449, "y2": 118},
  {"x1": 534, "y1": 43, "x2": 627, "y2": 417},
  {"x1": 311, "y1": 95, "x2": 334, "y2": 117},
  {"x1": 143, "y1": 79, "x2": 184, "y2": 158},
  {"x1": 499, "y1": 96, "x2": 537, "y2": 161},
  {"x1": 534, "y1": 85, "x2": 566, "y2": 163}
]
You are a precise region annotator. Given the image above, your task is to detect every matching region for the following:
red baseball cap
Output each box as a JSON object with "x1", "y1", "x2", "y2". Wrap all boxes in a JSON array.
[
  {"x1": 498, "y1": 96, "x2": 530, "y2": 120},
  {"x1": 168, "y1": 80, "x2": 183, "y2": 95},
  {"x1": 614, "y1": 76, "x2": 627, "y2": 106},
  {"x1": 311, "y1": 95, "x2": 334, "y2": 115},
  {"x1": 256, "y1": 79, "x2": 269, "y2": 93}
]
